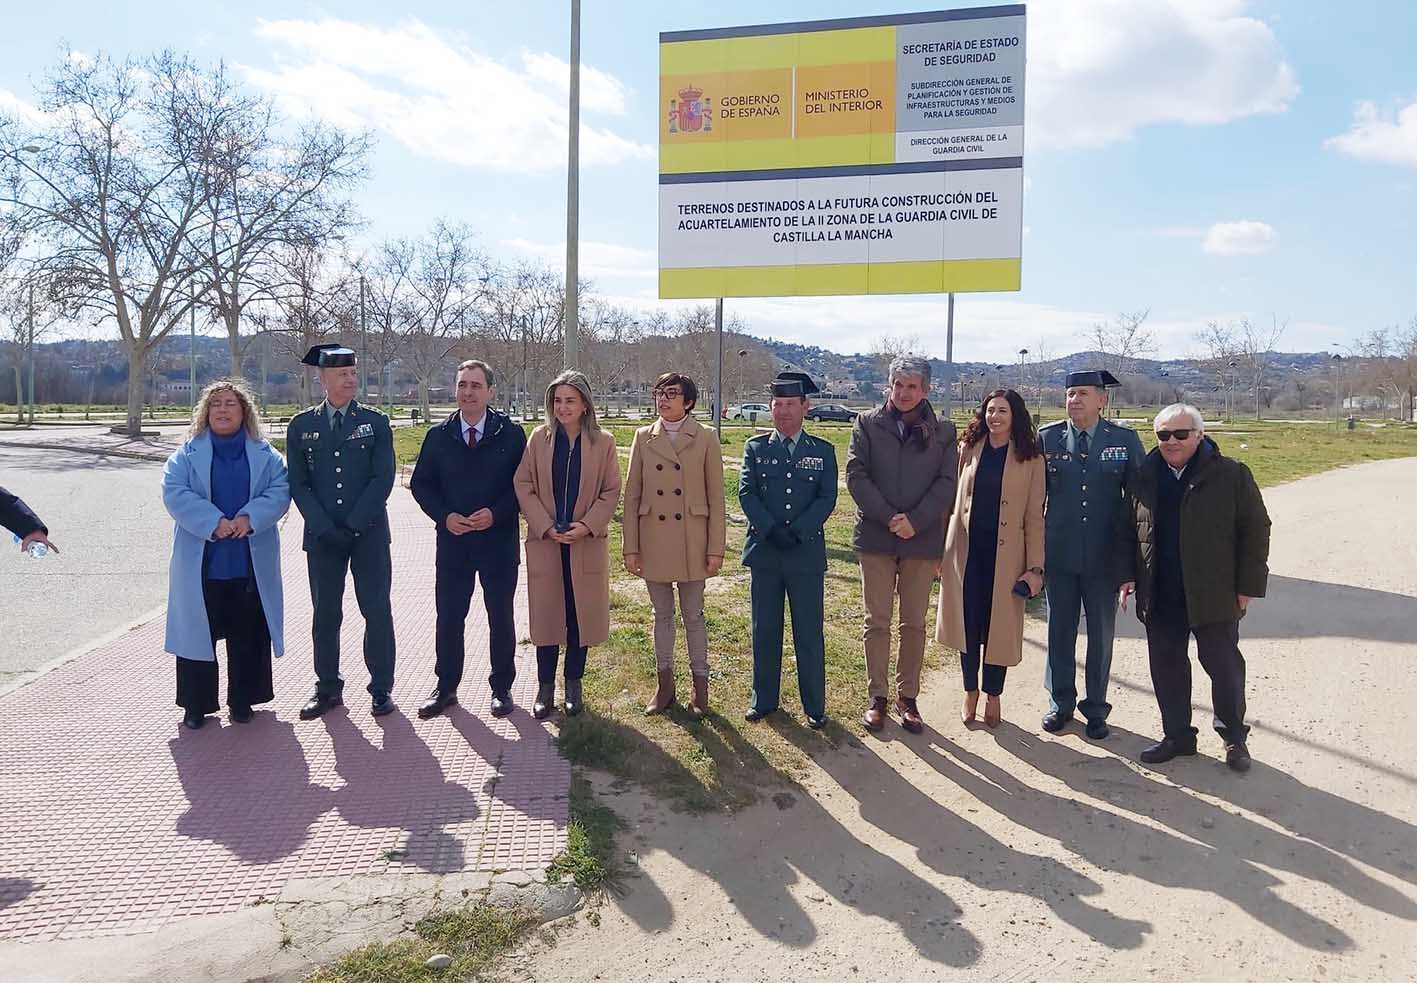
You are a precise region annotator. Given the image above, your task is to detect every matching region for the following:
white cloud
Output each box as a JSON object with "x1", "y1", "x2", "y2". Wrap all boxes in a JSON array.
[
  {"x1": 503, "y1": 237, "x2": 656, "y2": 280},
  {"x1": 519, "y1": 52, "x2": 629, "y2": 116},
  {"x1": 1202, "y1": 220, "x2": 1277, "y2": 256},
  {"x1": 241, "y1": 19, "x2": 652, "y2": 171},
  {"x1": 1028, "y1": 0, "x2": 1298, "y2": 148},
  {"x1": 1324, "y1": 99, "x2": 1417, "y2": 167},
  {"x1": 0, "y1": 89, "x2": 47, "y2": 126}
]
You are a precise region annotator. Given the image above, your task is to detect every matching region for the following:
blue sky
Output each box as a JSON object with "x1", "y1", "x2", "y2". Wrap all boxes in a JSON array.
[{"x1": 3, "y1": 1, "x2": 1414, "y2": 362}]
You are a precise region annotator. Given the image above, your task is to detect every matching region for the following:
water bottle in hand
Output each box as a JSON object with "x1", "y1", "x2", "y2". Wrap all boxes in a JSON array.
[{"x1": 13, "y1": 534, "x2": 48, "y2": 558}]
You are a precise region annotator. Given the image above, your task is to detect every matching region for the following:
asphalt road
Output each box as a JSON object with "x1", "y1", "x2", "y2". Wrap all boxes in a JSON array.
[{"x1": 0, "y1": 443, "x2": 173, "y2": 688}]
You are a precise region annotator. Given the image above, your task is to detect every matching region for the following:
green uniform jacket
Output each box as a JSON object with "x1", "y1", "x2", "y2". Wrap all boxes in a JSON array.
[
  {"x1": 738, "y1": 430, "x2": 838, "y2": 572},
  {"x1": 1040, "y1": 417, "x2": 1145, "y2": 581},
  {"x1": 1115, "y1": 439, "x2": 1272, "y2": 627},
  {"x1": 286, "y1": 401, "x2": 395, "y2": 551}
]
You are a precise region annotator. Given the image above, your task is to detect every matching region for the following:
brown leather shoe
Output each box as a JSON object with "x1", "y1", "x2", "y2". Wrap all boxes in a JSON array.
[
  {"x1": 862, "y1": 696, "x2": 887, "y2": 732},
  {"x1": 645, "y1": 667, "x2": 676, "y2": 715},
  {"x1": 895, "y1": 697, "x2": 924, "y2": 734},
  {"x1": 984, "y1": 694, "x2": 1002, "y2": 729},
  {"x1": 688, "y1": 674, "x2": 709, "y2": 719},
  {"x1": 961, "y1": 690, "x2": 979, "y2": 724}
]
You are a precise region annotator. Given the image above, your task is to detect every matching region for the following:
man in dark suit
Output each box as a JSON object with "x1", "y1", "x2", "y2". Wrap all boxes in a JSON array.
[
  {"x1": 2, "y1": 486, "x2": 55, "y2": 554},
  {"x1": 288, "y1": 344, "x2": 398, "y2": 719},
  {"x1": 410, "y1": 360, "x2": 527, "y2": 719},
  {"x1": 739, "y1": 371, "x2": 839, "y2": 729}
]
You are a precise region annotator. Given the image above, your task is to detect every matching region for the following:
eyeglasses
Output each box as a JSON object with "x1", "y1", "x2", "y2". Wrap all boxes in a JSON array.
[
  {"x1": 654, "y1": 388, "x2": 684, "y2": 399},
  {"x1": 1155, "y1": 429, "x2": 1193, "y2": 442}
]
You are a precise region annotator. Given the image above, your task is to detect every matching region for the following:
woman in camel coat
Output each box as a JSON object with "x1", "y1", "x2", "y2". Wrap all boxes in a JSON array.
[
  {"x1": 623, "y1": 372, "x2": 727, "y2": 718},
  {"x1": 936, "y1": 388, "x2": 1046, "y2": 728},
  {"x1": 514, "y1": 370, "x2": 621, "y2": 719}
]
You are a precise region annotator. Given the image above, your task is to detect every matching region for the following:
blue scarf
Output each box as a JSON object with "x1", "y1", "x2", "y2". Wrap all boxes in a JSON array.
[{"x1": 205, "y1": 430, "x2": 252, "y2": 580}]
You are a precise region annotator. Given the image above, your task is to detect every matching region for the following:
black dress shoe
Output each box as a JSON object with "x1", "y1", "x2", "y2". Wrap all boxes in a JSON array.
[
  {"x1": 807, "y1": 715, "x2": 828, "y2": 730},
  {"x1": 1139, "y1": 737, "x2": 1198, "y2": 764},
  {"x1": 1225, "y1": 741, "x2": 1252, "y2": 772},
  {"x1": 299, "y1": 693, "x2": 342, "y2": 720},
  {"x1": 563, "y1": 678, "x2": 584, "y2": 717},
  {"x1": 371, "y1": 693, "x2": 396, "y2": 717},
  {"x1": 418, "y1": 690, "x2": 458, "y2": 719},
  {"x1": 744, "y1": 706, "x2": 777, "y2": 722},
  {"x1": 1085, "y1": 719, "x2": 1110, "y2": 740},
  {"x1": 183, "y1": 709, "x2": 206, "y2": 730},
  {"x1": 230, "y1": 705, "x2": 253, "y2": 724},
  {"x1": 1042, "y1": 710, "x2": 1072, "y2": 733},
  {"x1": 532, "y1": 684, "x2": 554, "y2": 720},
  {"x1": 490, "y1": 692, "x2": 514, "y2": 718}
]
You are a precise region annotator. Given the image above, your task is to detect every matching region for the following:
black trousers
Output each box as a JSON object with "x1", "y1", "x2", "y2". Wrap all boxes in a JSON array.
[
  {"x1": 536, "y1": 544, "x2": 588, "y2": 684},
  {"x1": 308, "y1": 534, "x2": 396, "y2": 697},
  {"x1": 961, "y1": 551, "x2": 1007, "y2": 696},
  {"x1": 1145, "y1": 603, "x2": 1249, "y2": 744},
  {"x1": 176, "y1": 577, "x2": 274, "y2": 714},
  {"x1": 435, "y1": 554, "x2": 519, "y2": 695}
]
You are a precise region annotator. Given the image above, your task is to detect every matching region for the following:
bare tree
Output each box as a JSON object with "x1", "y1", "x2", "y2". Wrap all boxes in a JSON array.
[
  {"x1": 0, "y1": 51, "x2": 235, "y2": 435},
  {"x1": 1, "y1": 272, "x2": 65, "y2": 422},
  {"x1": 392, "y1": 221, "x2": 488, "y2": 420},
  {"x1": 1235, "y1": 315, "x2": 1287, "y2": 419},
  {"x1": 199, "y1": 95, "x2": 370, "y2": 377},
  {"x1": 1090, "y1": 309, "x2": 1155, "y2": 377},
  {"x1": 477, "y1": 261, "x2": 568, "y2": 417},
  {"x1": 268, "y1": 244, "x2": 355, "y2": 407}
]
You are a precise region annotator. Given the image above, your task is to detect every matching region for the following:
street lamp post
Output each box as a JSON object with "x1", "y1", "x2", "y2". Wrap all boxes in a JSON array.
[
  {"x1": 563, "y1": 0, "x2": 581, "y2": 369},
  {"x1": 1018, "y1": 347, "x2": 1029, "y2": 421},
  {"x1": 1330, "y1": 352, "x2": 1343, "y2": 424}
]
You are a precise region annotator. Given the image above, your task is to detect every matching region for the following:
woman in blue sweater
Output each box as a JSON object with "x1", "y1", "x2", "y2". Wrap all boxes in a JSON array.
[{"x1": 162, "y1": 381, "x2": 290, "y2": 729}]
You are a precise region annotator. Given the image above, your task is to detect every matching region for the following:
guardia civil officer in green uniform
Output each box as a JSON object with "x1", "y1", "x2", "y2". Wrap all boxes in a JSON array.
[
  {"x1": 1039, "y1": 370, "x2": 1145, "y2": 739},
  {"x1": 739, "y1": 371, "x2": 838, "y2": 729},
  {"x1": 288, "y1": 344, "x2": 398, "y2": 719}
]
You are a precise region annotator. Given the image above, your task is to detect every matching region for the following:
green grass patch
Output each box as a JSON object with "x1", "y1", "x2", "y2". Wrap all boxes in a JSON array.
[
  {"x1": 545, "y1": 776, "x2": 625, "y2": 893},
  {"x1": 305, "y1": 904, "x2": 534, "y2": 983}
]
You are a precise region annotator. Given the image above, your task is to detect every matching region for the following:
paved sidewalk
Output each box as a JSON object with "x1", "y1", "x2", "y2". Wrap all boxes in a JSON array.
[{"x1": 0, "y1": 490, "x2": 569, "y2": 943}]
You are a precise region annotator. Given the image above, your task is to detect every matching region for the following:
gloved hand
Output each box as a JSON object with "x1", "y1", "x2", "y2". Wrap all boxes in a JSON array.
[
  {"x1": 319, "y1": 527, "x2": 357, "y2": 553},
  {"x1": 767, "y1": 524, "x2": 800, "y2": 550}
]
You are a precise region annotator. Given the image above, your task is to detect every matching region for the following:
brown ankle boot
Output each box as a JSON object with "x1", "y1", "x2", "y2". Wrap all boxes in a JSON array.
[
  {"x1": 645, "y1": 667, "x2": 676, "y2": 715},
  {"x1": 688, "y1": 674, "x2": 709, "y2": 718}
]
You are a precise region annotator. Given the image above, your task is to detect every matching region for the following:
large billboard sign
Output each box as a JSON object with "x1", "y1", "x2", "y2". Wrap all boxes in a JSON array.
[{"x1": 658, "y1": 5, "x2": 1026, "y2": 299}]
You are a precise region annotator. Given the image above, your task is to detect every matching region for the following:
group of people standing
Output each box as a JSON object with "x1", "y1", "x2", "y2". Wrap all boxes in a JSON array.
[{"x1": 157, "y1": 343, "x2": 1271, "y2": 773}]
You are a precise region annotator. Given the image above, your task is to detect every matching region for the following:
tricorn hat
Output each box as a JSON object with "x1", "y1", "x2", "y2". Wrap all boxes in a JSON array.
[
  {"x1": 768, "y1": 371, "x2": 820, "y2": 398},
  {"x1": 1064, "y1": 369, "x2": 1121, "y2": 389},
  {"x1": 301, "y1": 344, "x2": 357, "y2": 368}
]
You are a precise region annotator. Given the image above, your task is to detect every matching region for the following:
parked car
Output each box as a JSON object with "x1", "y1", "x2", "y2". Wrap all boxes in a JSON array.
[
  {"x1": 730, "y1": 402, "x2": 771, "y2": 420},
  {"x1": 805, "y1": 403, "x2": 858, "y2": 422}
]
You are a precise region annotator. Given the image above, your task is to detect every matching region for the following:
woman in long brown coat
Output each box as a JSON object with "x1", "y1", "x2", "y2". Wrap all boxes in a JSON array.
[
  {"x1": 514, "y1": 370, "x2": 621, "y2": 719},
  {"x1": 623, "y1": 372, "x2": 727, "y2": 718},
  {"x1": 936, "y1": 388, "x2": 1045, "y2": 728}
]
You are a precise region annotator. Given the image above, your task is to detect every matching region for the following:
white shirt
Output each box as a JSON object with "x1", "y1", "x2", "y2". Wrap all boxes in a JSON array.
[
  {"x1": 459, "y1": 411, "x2": 487, "y2": 445},
  {"x1": 1168, "y1": 464, "x2": 1187, "y2": 480}
]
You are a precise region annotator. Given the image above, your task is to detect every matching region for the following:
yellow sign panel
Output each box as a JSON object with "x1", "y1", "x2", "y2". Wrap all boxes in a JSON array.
[{"x1": 659, "y1": 6, "x2": 1027, "y2": 298}]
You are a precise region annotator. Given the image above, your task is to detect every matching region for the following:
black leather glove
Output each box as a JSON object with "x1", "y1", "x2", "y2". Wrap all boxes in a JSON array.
[
  {"x1": 319, "y1": 527, "x2": 357, "y2": 553},
  {"x1": 767, "y1": 524, "x2": 800, "y2": 550}
]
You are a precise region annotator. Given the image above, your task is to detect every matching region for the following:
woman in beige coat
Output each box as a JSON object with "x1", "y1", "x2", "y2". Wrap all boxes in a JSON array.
[
  {"x1": 514, "y1": 371, "x2": 621, "y2": 719},
  {"x1": 936, "y1": 388, "x2": 1045, "y2": 728},
  {"x1": 623, "y1": 372, "x2": 727, "y2": 718}
]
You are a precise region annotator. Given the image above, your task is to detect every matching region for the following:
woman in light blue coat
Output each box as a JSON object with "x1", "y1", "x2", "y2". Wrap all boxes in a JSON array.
[{"x1": 163, "y1": 380, "x2": 291, "y2": 729}]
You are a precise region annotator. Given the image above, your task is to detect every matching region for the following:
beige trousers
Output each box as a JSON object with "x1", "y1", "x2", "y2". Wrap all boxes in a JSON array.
[
  {"x1": 646, "y1": 580, "x2": 708, "y2": 676},
  {"x1": 860, "y1": 552, "x2": 936, "y2": 700}
]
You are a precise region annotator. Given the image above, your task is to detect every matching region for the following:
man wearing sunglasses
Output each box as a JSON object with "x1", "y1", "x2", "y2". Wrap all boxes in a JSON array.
[{"x1": 1115, "y1": 404, "x2": 1271, "y2": 771}]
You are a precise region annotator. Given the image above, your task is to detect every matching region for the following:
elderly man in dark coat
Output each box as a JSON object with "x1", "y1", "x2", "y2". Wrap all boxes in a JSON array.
[{"x1": 1117, "y1": 403, "x2": 1271, "y2": 772}]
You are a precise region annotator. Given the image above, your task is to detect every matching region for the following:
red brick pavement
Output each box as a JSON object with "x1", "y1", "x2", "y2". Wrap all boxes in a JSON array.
[{"x1": 0, "y1": 490, "x2": 569, "y2": 942}]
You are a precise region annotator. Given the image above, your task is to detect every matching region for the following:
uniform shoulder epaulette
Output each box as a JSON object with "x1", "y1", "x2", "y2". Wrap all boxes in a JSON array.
[
  {"x1": 1101, "y1": 419, "x2": 1137, "y2": 432},
  {"x1": 745, "y1": 431, "x2": 772, "y2": 447},
  {"x1": 358, "y1": 403, "x2": 389, "y2": 420},
  {"x1": 1039, "y1": 419, "x2": 1065, "y2": 431}
]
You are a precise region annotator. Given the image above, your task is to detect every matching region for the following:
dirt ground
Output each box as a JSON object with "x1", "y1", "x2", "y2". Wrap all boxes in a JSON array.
[{"x1": 511, "y1": 456, "x2": 1417, "y2": 983}]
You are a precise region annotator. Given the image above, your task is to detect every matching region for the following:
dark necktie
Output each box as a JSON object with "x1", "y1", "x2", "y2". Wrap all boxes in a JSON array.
[
  {"x1": 332, "y1": 409, "x2": 344, "y2": 436},
  {"x1": 1076, "y1": 430, "x2": 1090, "y2": 460},
  {"x1": 467, "y1": 425, "x2": 477, "y2": 448}
]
